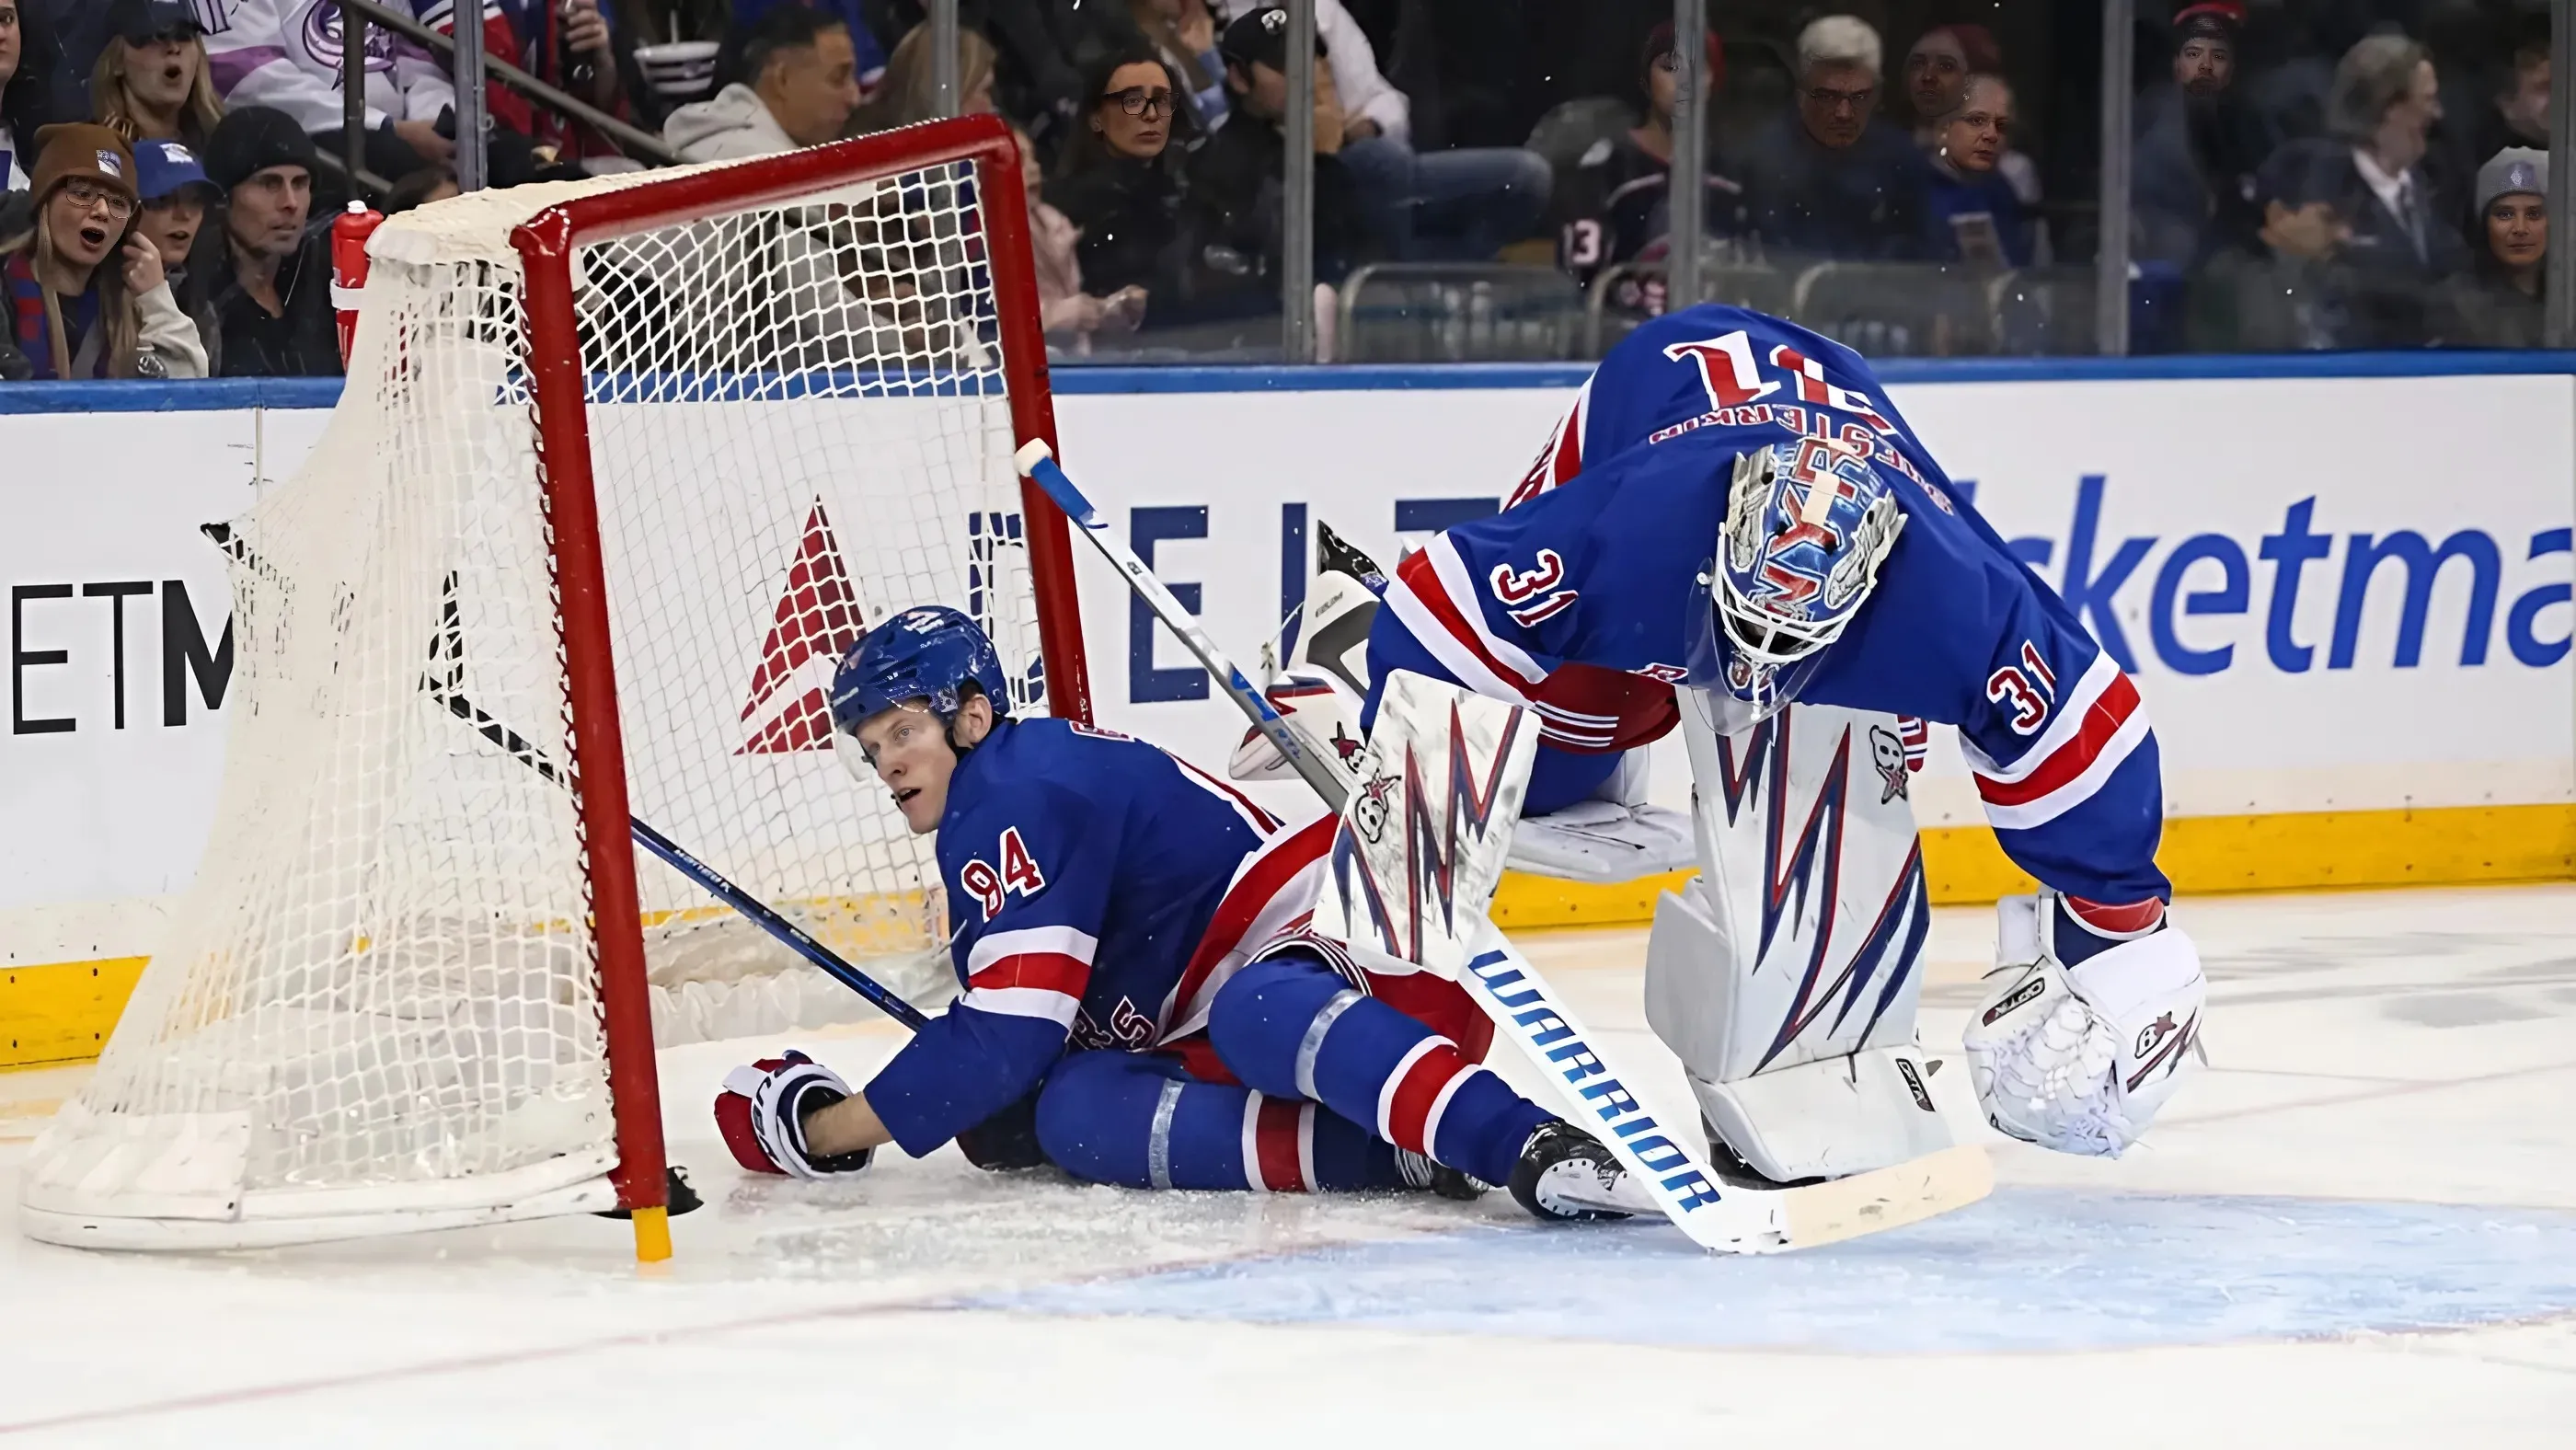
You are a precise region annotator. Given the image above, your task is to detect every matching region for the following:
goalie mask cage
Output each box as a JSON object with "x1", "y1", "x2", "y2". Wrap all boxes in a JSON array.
[{"x1": 18, "y1": 116, "x2": 1087, "y2": 1257}]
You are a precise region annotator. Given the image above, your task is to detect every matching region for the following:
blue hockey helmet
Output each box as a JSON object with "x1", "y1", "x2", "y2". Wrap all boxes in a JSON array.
[
  {"x1": 1686, "y1": 437, "x2": 1906, "y2": 714},
  {"x1": 829, "y1": 605, "x2": 1012, "y2": 742}
]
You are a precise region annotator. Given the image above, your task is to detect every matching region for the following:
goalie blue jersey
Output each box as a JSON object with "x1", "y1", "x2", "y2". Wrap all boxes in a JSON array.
[
  {"x1": 1373, "y1": 305, "x2": 2168, "y2": 905},
  {"x1": 864, "y1": 718, "x2": 1331, "y2": 1157}
]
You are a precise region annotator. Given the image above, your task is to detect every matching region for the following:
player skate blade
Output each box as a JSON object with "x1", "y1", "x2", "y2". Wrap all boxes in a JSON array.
[{"x1": 1772, "y1": 1144, "x2": 1994, "y2": 1250}]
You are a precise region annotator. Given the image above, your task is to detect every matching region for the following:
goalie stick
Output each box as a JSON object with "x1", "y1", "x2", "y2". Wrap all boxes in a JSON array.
[
  {"x1": 200, "y1": 523, "x2": 933, "y2": 1034},
  {"x1": 1013, "y1": 444, "x2": 1991, "y2": 1252}
]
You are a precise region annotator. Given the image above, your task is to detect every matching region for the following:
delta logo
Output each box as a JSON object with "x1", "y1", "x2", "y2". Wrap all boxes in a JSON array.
[{"x1": 738, "y1": 501, "x2": 867, "y2": 754}]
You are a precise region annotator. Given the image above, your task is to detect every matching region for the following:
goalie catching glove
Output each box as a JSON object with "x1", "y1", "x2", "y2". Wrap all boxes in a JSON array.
[
  {"x1": 1962, "y1": 892, "x2": 2206, "y2": 1157},
  {"x1": 717, "y1": 1051, "x2": 878, "y2": 1179}
]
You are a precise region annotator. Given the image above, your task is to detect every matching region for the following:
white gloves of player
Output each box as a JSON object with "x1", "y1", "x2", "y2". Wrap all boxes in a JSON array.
[
  {"x1": 715, "y1": 1051, "x2": 877, "y2": 1180},
  {"x1": 1961, "y1": 892, "x2": 2206, "y2": 1157}
]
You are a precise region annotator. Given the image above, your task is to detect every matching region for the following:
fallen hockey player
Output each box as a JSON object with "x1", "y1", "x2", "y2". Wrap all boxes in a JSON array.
[{"x1": 716, "y1": 606, "x2": 1644, "y2": 1219}]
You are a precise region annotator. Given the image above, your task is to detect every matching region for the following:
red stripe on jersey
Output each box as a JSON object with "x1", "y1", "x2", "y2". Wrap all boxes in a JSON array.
[
  {"x1": 1384, "y1": 1043, "x2": 1470, "y2": 1155},
  {"x1": 1393, "y1": 547, "x2": 1546, "y2": 696},
  {"x1": 1975, "y1": 670, "x2": 2142, "y2": 809},
  {"x1": 1176, "y1": 754, "x2": 1283, "y2": 832},
  {"x1": 1254, "y1": 1098, "x2": 1306, "y2": 1191},
  {"x1": 1164, "y1": 813, "x2": 1337, "y2": 1029},
  {"x1": 965, "y1": 952, "x2": 1091, "y2": 996},
  {"x1": 2065, "y1": 895, "x2": 2167, "y2": 937},
  {"x1": 1510, "y1": 397, "x2": 1585, "y2": 508}
]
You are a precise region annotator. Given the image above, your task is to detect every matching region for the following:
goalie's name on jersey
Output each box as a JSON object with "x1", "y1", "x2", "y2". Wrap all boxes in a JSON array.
[{"x1": 1639, "y1": 399, "x2": 1946, "y2": 505}]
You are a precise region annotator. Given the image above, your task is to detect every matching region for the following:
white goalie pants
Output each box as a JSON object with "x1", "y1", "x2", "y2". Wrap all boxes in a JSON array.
[{"x1": 1641, "y1": 694, "x2": 1980, "y2": 1181}]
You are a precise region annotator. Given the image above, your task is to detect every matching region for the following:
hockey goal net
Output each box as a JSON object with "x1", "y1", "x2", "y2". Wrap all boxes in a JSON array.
[{"x1": 20, "y1": 116, "x2": 1086, "y2": 1254}]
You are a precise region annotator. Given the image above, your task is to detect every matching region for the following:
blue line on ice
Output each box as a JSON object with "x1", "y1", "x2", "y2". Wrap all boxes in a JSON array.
[{"x1": 958, "y1": 1188, "x2": 2576, "y2": 1352}]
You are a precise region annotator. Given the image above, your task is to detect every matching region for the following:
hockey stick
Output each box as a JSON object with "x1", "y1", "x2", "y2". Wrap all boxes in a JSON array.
[
  {"x1": 1011, "y1": 450, "x2": 1992, "y2": 1252},
  {"x1": 1016, "y1": 441, "x2": 1359, "y2": 812},
  {"x1": 200, "y1": 523, "x2": 932, "y2": 1034}
]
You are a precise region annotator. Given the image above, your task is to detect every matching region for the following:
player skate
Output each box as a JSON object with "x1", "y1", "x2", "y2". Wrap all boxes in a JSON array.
[
  {"x1": 1361, "y1": 303, "x2": 2207, "y2": 1171},
  {"x1": 715, "y1": 607, "x2": 1641, "y2": 1223}
]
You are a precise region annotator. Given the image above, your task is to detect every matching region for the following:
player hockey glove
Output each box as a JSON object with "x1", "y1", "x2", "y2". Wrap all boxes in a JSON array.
[
  {"x1": 1961, "y1": 892, "x2": 2206, "y2": 1157},
  {"x1": 715, "y1": 1052, "x2": 877, "y2": 1180}
]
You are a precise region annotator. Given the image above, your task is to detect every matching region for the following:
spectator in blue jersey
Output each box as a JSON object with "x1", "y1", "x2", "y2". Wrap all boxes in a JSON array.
[
  {"x1": 1918, "y1": 74, "x2": 2030, "y2": 268},
  {"x1": 1739, "y1": 14, "x2": 1925, "y2": 262},
  {"x1": 716, "y1": 608, "x2": 1647, "y2": 1220},
  {"x1": 2252, "y1": 33, "x2": 2466, "y2": 349},
  {"x1": 1552, "y1": 23, "x2": 1745, "y2": 312},
  {"x1": 1045, "y1": 46, "x2": 1192, "y2": 315}
]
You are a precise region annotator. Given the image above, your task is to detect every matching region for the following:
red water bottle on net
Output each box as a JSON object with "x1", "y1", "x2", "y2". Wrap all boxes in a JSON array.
[{"x1": 333, "y1": 201, "x2": 386, "y2": 366}]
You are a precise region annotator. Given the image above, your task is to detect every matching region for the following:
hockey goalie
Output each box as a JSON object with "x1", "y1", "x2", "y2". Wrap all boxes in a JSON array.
[{"x1": 1239, "y1": 303, "x2": 2206, "y2": 1182}]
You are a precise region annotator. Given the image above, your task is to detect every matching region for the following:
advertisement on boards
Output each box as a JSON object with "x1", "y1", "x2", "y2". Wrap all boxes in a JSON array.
[{"x1": 1, "y1": 372, "x2": 2569, "y2": 965}]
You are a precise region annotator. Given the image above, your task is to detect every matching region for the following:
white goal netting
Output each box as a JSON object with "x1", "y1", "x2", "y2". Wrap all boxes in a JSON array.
[{"x1": 23, "y1": 146, "x2": 1053, "y2": 1247}]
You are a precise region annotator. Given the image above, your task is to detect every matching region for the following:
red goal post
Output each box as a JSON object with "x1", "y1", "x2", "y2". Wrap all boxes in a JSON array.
[{"x1": 513, "y1": 115, "x2": 1094, "y2": 1256}]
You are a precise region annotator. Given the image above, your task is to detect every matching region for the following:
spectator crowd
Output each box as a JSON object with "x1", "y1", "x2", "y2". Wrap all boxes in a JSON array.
[{"x1": 0, "y1": 0, "x2": 2559, "y2": 378}]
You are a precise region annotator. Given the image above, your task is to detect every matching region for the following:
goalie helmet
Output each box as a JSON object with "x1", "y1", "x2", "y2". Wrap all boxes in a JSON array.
[
  {"x1": 830, "y1": 605, "x2": 1012, "y2": 739},
  {"x1": 1689, "y1": 437, "x2": 1906, "y2": 714}
]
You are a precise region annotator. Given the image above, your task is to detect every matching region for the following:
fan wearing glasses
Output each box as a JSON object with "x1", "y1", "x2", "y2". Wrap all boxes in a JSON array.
[
  {"x1": 1740, "y1": 14, "x2": 1928, "y2": 262},
  {"x1": 0, "y1": 122, "x2": 208, "y2": 381},
  {"x1": 1045, "y1": 48, "x2": 1193, "y2": 324}
]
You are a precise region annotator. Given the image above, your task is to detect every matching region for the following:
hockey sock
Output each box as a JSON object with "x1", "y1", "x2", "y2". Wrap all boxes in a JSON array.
[
  {"x1": 2053, "y1": 893, "x2": 2168, "y2": 966},
  {"x1": 1208, "y1": 952, "x2": 1552, "y2": 1189},
  {"x1": 1034, "y1": 1049, "x2": 1406, "y2": 1191}
]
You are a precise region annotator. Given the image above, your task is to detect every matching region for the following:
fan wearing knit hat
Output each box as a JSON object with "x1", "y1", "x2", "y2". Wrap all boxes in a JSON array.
[
  {"x1": 0, "y1": 122, "x2": 208, "y2": 380},
  {"x1": 2436, "y1": 146, "x2": 2549, "y2": 348}
]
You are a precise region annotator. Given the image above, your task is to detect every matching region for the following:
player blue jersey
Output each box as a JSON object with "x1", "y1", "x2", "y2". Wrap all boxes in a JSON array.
[
  {"x1": 864, "y1": 717, "x2": 1332, "y2": 1157},
  {"x1": 1373, "y1": 305, "x2": 2167, "y2": 905}
]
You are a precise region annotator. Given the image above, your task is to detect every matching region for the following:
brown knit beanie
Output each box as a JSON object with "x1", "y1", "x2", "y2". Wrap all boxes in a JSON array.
[{"x1": 29, "y1": 124, "x2": 142, "y2": 211}]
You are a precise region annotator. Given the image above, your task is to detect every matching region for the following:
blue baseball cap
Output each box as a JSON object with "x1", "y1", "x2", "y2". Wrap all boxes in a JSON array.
[{"x1": 133, "y1": 140, "x2": 215, "y2": 204}]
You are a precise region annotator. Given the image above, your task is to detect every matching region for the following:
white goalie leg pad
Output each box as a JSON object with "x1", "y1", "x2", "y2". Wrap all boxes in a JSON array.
[
  {"x1": 1644, "y1": 696, "x2": 1960, "y2": 1181},
  {"x1": 1962, "y1": 893, "x2": 2206, "y2": 1157}
]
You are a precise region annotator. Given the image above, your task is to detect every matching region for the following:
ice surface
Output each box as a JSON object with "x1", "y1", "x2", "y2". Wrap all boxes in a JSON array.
[{"x1": 3, "y1": 884, "x2": 2573, "y2": 1447}]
